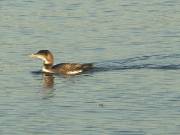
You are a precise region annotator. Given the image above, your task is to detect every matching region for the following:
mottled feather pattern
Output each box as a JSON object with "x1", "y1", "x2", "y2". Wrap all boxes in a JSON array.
[{"x1": 52, "y1": 63, "x2": 93, "y2": 74}]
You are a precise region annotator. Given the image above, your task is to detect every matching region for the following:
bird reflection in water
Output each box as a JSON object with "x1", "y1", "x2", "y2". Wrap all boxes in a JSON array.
[{"x1": 41, "y1": 73, "x2": 55, "y2": 99}]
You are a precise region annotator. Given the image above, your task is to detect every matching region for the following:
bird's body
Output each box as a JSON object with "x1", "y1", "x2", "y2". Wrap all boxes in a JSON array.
[
  {"x1": 42, "y1": 63, "x2": 93, "y2": 74},
  {"x1": 30, "y1": 50, "x2": 93, "y2": 75}
]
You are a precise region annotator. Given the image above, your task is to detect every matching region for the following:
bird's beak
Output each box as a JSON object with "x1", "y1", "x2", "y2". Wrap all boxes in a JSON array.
[{"x1": 29, "y1": 54, "x2": 37, "y2": 58}]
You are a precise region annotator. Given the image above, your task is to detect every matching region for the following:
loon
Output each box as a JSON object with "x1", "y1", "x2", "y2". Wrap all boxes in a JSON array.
[{"x1": 30, "y1": 50, "x2": 93, "y2": 75}]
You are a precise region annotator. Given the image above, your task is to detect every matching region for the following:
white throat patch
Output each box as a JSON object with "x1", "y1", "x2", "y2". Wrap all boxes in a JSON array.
[{"x1": 35, "y1": 55, "x2": 50, "y2": 64}]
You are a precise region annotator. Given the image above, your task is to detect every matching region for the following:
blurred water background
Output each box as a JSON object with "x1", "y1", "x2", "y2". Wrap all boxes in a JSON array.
[{"x1": 0, "y1": 0, "x2": 180, "y2": 134}]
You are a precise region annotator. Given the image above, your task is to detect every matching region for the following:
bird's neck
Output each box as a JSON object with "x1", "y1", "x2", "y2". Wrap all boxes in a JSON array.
[
  {"x1": 42, "y1": 63, "x2": 54, "y2": 73},
  {"x1": 43, "y1": 54, "x2": 54, "y2": 65},
  {"x1": 43, "y1": 63, "x2": 53, "y2": 69}
]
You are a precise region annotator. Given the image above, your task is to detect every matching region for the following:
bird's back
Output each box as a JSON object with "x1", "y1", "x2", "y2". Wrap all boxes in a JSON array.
[{"x1": 52, "y1": 63, "x2": 93, "y2": 75}]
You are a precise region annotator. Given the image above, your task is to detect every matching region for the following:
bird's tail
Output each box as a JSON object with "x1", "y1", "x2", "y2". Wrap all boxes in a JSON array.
[{"x1": 82, "y1": 63, "x2": 93, "y2": 70}]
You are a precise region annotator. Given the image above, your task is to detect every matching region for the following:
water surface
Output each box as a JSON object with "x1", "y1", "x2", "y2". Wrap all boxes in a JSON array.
[{"x1": 0, "y1": 0, "x2": 180, "y2": 135}]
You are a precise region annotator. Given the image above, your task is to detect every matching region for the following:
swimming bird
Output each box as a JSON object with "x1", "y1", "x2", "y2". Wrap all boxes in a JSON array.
[{"x1": 30, "y1": 50, "x2": 93, "y2": 75}]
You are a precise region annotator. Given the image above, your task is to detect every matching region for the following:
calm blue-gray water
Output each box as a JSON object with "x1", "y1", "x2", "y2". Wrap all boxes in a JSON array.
[{"x1": 0, "y1": 0, "x2": 180, "y2": 135}]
